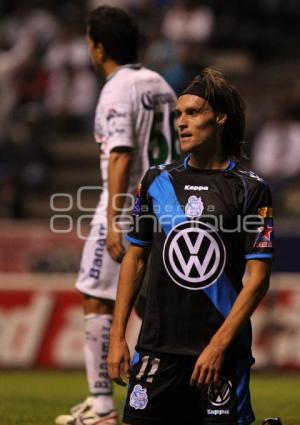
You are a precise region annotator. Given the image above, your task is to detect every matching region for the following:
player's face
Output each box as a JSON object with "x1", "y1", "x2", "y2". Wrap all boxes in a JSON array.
[
  {"x1": 86, "y1": 33, "x2": 104, "y2": 72},
  {"x1": 175, "y1": 95, "x2": 222, "y2": 154}
]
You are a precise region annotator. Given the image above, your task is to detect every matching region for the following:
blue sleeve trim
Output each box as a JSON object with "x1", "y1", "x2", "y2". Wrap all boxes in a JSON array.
[
  {"x1": 225, "y1": 159, "x2": 236, "y2": 171},
  {"x1": 125, "y1": 235, "x2": 152, "y2": 247},
  {"x1": 245, "y1": 253, "x2": 273, "y2": 260}
]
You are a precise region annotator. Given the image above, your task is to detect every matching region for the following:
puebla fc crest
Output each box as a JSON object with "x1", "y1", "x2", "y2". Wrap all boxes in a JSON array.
[
  {"x1": 129, "y1": 385, "x2": 148, "y2": 410},
  {"x1": 185, "y1": 195, "x2": 204, "y2": 218}
]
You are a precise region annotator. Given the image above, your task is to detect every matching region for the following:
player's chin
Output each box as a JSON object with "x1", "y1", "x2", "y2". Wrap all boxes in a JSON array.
[{"x1": 179, "y1": 139, "x2": 194, "y2": 153}]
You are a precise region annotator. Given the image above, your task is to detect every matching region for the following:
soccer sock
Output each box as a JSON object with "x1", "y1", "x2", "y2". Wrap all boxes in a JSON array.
[{"x1": 84, "y1": 313, "x2": 114, "y2": 414}]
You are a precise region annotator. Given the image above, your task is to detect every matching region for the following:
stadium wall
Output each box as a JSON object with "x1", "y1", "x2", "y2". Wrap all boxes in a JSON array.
[
  {"x1": 0, "y1": 220, "x2": 299, "y2": 370},
  {"x1": 0, "y1": 273, "x2": 300, "y2": 370}
]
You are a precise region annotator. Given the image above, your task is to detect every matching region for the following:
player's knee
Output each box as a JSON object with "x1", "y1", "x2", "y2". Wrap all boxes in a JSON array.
[{"x1": 83, "y1": 294, "x2": 114, "y2": 314}]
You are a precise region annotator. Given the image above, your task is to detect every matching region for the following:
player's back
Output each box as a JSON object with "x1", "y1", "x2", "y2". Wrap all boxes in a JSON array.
[
  {"x1": 93, "y1": 65, "x2": 178, "y2": 223},
  {"x1": 128, "y1": 66, "x2": 178, "y2": 164},
  {"x1": 102, "y1": 65, "x2": 178, "y2": 167}
]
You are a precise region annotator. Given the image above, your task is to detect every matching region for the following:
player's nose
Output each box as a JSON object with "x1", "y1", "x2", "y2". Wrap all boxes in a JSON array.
[{"x1": 176, "y1": 113, "x2": 188, "y2": 129}]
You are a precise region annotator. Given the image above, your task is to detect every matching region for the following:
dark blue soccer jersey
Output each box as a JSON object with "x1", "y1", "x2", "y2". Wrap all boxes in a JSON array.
[{"x1": 126, "y1": 157, "x2": 274, "y2": 359}]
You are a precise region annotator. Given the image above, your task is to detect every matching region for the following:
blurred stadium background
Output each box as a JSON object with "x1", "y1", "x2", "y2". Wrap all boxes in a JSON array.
[{"x1": 0, "y1": 0, "x2": 300, "y2": 424}]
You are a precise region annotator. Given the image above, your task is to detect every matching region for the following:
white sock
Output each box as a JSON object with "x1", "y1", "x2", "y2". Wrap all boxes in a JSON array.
[
  {"x1": 92, "y1": 394, "x2": 114, "y2": 415},
  {"x1": 84, "y1": 314, "x2": 115, "y2": 414}
]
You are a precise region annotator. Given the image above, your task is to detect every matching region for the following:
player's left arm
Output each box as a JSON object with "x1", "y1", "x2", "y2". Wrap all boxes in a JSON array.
[
  {"x1": 107, "y1": 146, "x2": 133, "y2": 262},
  {"x1": 191, "y1": 259, "x2": 271, "y2": 386}
]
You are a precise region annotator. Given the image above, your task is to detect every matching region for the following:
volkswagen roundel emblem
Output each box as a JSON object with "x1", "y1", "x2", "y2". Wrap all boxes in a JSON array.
[
  {"x1": 163, "y1": 221, "x2": 226, "y2": 290},
  {"x1": 208, "y1": 377, "x2": 232, "y2": 406}
]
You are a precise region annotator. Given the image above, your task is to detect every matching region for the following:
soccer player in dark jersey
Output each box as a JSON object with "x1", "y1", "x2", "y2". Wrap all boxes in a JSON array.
[{"x1": 108, "y1": 68, "x2": 274, "y2": 425}]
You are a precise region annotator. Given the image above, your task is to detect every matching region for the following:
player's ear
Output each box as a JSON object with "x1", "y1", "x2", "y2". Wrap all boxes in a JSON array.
[
  {"x1": 95, "y1": 42, "x2": 105, "y2": 61},
  {"x1": 216, "y1": 113, "x2": 227, "y2": 126}
]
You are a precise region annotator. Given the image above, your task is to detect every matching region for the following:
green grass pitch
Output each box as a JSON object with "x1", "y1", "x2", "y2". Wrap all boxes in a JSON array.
[{"x1": 1, "y1": 371, "x2": 299, "y2": 424}]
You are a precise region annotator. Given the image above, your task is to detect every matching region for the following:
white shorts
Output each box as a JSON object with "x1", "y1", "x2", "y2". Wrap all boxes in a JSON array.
[{"x1": 75, "y1": 222, "x2": 126, "y2": 300}]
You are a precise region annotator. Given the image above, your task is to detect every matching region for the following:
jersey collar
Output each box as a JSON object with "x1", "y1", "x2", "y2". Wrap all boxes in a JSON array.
[
  {"x1": 106, "y1": 63, "x2": 142, "y2": 81},
  {"x1": 183, "y1": 155, "x2": 236, "y2": 172}
]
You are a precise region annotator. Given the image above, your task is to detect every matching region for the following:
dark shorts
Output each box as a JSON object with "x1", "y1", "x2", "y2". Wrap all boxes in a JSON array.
[{"x1": 123, "y1": 350, "x2": 255, "y2": 425}]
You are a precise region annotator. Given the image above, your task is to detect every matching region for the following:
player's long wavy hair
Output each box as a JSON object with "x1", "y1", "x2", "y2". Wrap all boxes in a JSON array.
[{"x1": 184, "y1": 68, "x2": 247, "y2": 161}]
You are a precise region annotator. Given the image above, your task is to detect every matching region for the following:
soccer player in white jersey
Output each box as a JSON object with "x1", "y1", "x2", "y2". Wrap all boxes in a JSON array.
[{"x1": 55, "y1": 5, "x2": 177, "y2": 425}]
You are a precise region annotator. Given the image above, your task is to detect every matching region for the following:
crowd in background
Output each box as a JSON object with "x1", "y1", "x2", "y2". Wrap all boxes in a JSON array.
[{"x1": 1, "y1": 0, "x2": 300, "y2": 218}]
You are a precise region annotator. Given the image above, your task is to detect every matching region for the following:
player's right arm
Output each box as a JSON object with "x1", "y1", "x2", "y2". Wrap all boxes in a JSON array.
[
  {"x1": 108, "y1": 168, "x2": 154, "y2": 385},
  {"x1": 108, "y1": 244, "x2": 149, "y2": 386}
]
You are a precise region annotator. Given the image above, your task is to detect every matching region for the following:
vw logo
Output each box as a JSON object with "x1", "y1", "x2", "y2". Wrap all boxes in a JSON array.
[
  {"x1": 163, "y1": 221, "x2": 226, "y2": 290},
  {"x1": 208, "y1": 377, "x2": 232, "y2": 406}
]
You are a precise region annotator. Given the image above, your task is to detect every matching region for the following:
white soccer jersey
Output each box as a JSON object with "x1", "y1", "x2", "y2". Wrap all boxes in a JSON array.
[{"x1": 91, "y1": 64, "x2": 178, "y2": 225}]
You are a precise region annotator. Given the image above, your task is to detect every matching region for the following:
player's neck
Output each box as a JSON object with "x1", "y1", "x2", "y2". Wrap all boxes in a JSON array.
[
  {"x1": 188, "y1": 140, "x2": 228, "y2": 170},
  {"x1": 103, "y1": 59, "x2": 119, "y2": 79},
  {"x1": 188, "y1": 152, "x2": 228, "y2": 170}
]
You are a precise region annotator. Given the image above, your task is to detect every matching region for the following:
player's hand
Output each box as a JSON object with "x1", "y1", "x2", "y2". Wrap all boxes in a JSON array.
[
  {"x1": 108, "y1": 335, "x2": 131, "y2": 386},
  {"x1": 107, "y1": 225, "x2": 125, "y2": 262},
  {"x1": 190, "y1": 341, "x2": 226, "y2": 387}
]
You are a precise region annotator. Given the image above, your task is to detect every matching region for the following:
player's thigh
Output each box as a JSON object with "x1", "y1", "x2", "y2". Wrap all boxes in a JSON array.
[
  {"x1": 123, "y1": 351, "x2": 185, "y2": 425},
  {"x1": 75, "y1": 223, "x2": 122, "y2": 300}
]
